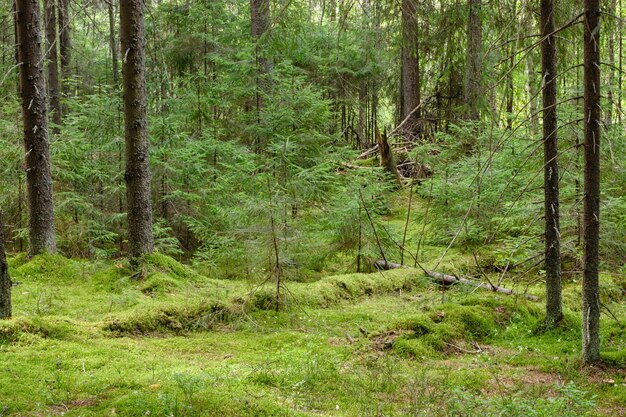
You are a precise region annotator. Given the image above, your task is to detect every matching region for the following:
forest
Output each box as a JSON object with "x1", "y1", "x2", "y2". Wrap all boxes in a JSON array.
[{"x1": 0, "y1": 0, "x2": 625, "y2": 415}]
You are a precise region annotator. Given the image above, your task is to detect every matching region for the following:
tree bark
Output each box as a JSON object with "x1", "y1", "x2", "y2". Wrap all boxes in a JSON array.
[
  {"x1": 377, "y1": 129, "x2": 401, "y2": 186},
  {"x1": 109, "y1": 2, "x2": 119, "y2": 85},
  {"x1": 465, "y1": 0, "x2": 482, "y2": 120},
  {"x1": 540, "y1": 0, "x2": 562, "y2": 328},
  {"x1": 58, "y1": 0, "x2": 70, "y2": 71},
  {"x1": 0, "y1": 211, "x2": 11, "y2": 319},
  {"x1": 401, "y1": 0, "x2": 420, "y2": 134},
  {"x1": 251, "y1": 0, "x2": 270, "y2": 152},
  {"x1": 16, "y1": 0, "x2": 57, "y2": 257},
  {"x1": 525, "y1": 51, "x2": 539, "y2": 134},
  {"x1": 606, "y1": 0, "x2": 616, "y2": 125},
  {"x1": 120, "y1": 0, "x2": 154, "y2": 260},
  {"x1": 45, "y1": 0, "x2": 62, "y2": 129},
  {"x1": 58, "y1": 0, "x2": 70, "y2": 109},
  {"x1": 582, "y1": 0, "x2": 601, "y2": 364}
]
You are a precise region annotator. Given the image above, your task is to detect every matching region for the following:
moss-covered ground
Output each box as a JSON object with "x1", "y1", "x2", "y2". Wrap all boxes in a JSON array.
[
  {"x1": 0, "y1": 250, "x2": 624, "y2": 417},
  {"x1": 1, "y1": 193, "x2": 625, "y2": 416}
]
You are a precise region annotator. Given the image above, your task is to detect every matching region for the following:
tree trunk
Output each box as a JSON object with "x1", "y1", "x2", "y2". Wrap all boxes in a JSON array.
[
  {"x1": 251, "y1": 0, "x2": 270, "y2": 152},
  {"x1": 525, "y1": 51, "x2": 539, "y2": 133},
  {"x1": 401, "y1": 0, "x2": 420, "y2": 135},
  {"x1": 0, "y1": 211, "x2": 11, "y2": 319},
  {"x1": 377, "y1": 129, "x2": 401, "y2": 186},
  {"x1": 109, "y1": 3, "x2": 119, "y2": 85},
  {"x1": 540, "y1": 0, "x2": 562, "y2": 328},
  {"x1": 16, "y1": 0, "x2": 57, "y2": 257},
  {"x1": 582, "y1": 0, "x2": 601, "y2": 364},
  {"x1": 45, "y1": 0, "x2": 62, "y2": 129},
  {"x1": 465, "y1": 0, "x2": 481, "y2": 120},
  {"x1": 58, "y1": 0, "x2": 70, "y2": 107},
  {"x1": 120, "y1": 0, "x2": 154, "y2": 260},
  {"x1": 606, "y1": 0, "x2": 616, "y2": 125}
]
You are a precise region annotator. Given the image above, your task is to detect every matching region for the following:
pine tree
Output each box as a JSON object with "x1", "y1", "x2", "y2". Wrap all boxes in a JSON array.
[
  {"x1": 15, "y1": 0, "x2": 57, "y2": 256},
  {"x1": 0, "y1": 211, "x2": 11, "y2": 319},
  {"x1": 582, "y1": 0, "x2": 601, "y2": 364},
  {"x1": 120, "y1": 0, "x2": 154, "y2": 260},
  {"x1": 401, "y1": 0, "x2": 420, "y2": 134},
  {"x1": 540, "y1": 0, "x2": 562, "y2": 327}
]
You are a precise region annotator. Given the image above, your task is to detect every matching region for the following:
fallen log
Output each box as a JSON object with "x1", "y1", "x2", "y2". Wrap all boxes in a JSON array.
[{"x1": 374, "y1": 260, "x2": 539, "y2": 302}]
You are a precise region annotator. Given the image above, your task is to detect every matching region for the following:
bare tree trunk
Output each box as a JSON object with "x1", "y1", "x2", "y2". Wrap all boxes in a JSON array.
[
  {"x1": 582, "y1": 0, "x2": 601, "y2": 364},
  {"x1": 606, "y1": 0, "x2": 616, "y2": 125},
  {"x1": 401, "y1": 0, "x2": 420, "y2": 134},
  {"x1": 16, "y1": 0, "x2": 57, "y2": 256},
  {"x1": 109, "y1": 2, "x2": 119, "y2": 85},
  {"x1": 525, "y1": 51, "x2": 539, "y2": 133},
  {"x1": 465, "y1": 0, "x2": 481, "y2": 120},
  {"x1": 120, "y1": 0, "x2": 154, "y2": 260},
  {"x1": 505, "y1": 0, "x2": 517, "y2": 131},
  {"x1": 0, "y1": 211, "x2": 11, "y2": 319},
  {"x1": 58, "y1": 0, "x2": 70, "y2": 108},
  {"x1": 251, "y1": 0, "x2": 270, "y2": 152},
  {"x1": 377, "y1": 129, "x2": 401, "y2": 186},
  {"x1": 45, "y1": 0, "x2": 62, "y2": 130},
  {"x1": 540, "y1": 0, "x2": 562, "y2": 328}
]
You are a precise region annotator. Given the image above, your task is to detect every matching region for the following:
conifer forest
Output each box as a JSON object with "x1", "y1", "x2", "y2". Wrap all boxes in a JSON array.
[{"x1": 1, "y1": 0, "x2": 626, "y2": 415}]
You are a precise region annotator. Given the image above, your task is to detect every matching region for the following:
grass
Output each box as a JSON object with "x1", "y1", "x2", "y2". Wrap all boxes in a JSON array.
[{"x1": 0, "y1": 249, "x2": 624, "y2": 416}]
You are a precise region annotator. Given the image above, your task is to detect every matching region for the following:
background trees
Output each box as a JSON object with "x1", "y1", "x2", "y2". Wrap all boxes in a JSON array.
[{"x1": 0, "y1": 0, "x2": 623, "y2": 362}]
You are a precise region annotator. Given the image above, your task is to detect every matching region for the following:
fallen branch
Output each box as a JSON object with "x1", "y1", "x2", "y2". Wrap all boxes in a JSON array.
[{"x1": 374, "y1": 260, "x2": 539, "y2": 302}]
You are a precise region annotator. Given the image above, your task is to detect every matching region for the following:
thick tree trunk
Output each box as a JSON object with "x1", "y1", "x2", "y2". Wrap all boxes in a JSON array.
[
  {"x1": 0, "y1": 212, "x2": 11, "y2": 319},
  {"x1": 540, "y1": 0, "x2": 562, "y2": 328},
  {"x1": 582, "y1": 0, "x2": 601, "y2": 364},
  {"x1": 401, "y1": 0, "x2": 420, "y2": 135},
  {"x1": 120, "y1": 0, "x2": 154, "y2": 260},
  {"x1": 16, "y1": 0, "x2": 57, "y2": 257},
  {"x1": 45, "y1": 0, "x2": 62, "y2": 129},
  {"x1": 465, "y1": 0, "x2": 481, "y2": 120}
]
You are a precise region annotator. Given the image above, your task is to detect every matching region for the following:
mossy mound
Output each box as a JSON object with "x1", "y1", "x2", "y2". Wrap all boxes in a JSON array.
[
  {"x1": 143, "y1": 252, "x2": 204, "y2": 282},
  {"x1": 242, "y1": 269, "x2": 427, "y2": 310},
  {"x1": 389, "y1": 296, "x2": 542, "y2": 358},
  {"x1": 140, "y1": 272, "x2": 182, "y2": 296},
  {"x1": 0, "y1": 316, "x2": 88, "y2": 344},
  {"x1": 102, "y1": 300, "x2": 236, "y2": 336},
  {"x1": 12, "y1": 253, "x2": 83, "y2": 283}
]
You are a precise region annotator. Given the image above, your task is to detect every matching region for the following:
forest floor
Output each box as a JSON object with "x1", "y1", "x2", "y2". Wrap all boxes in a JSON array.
[
  {"x1": 0, "y1": 250, "x2": 625, "y2": 417},
  {"x1": 1, "y1": 194, "x2": 625, "y2": 416}
]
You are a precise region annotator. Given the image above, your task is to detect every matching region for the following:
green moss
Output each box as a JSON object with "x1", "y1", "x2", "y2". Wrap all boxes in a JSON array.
[
  {"x1": 241, "y1": 269, "x2": 427, "y2": 311},
  {"x1": 143, "y1": 252, "x2": 203, "y2": 282},
  {"x1": 102, "y1": 300, "x2": 235, "y2": 336},
  {"x1": 140, "y1": 272, "x2": 182, "y2": 296},
  {"x1": 12, "y1": 253, "x2": 83, "y2": 283}
]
